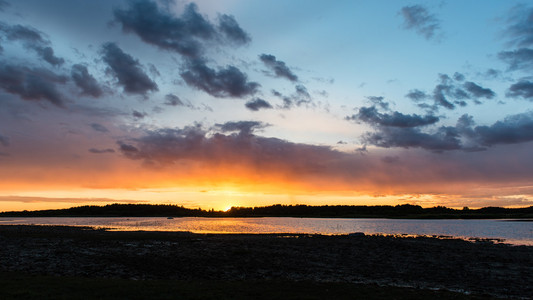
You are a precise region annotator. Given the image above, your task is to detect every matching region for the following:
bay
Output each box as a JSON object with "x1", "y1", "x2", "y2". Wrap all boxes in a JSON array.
[{"x1": 0, "y1": 217, "x2": 531, "y2": 245}]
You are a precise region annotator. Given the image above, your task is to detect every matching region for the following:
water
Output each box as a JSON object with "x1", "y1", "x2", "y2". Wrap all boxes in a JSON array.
[{"x1": 0, "y1": 217, "x2": 531, "y2": 245}]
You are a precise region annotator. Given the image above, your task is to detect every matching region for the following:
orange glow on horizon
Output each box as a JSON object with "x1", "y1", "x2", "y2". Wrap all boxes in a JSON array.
[
  {"x1": 1, "y1": 152, "x2": 533, "y2": 212},
  {"x1": 1, "y1": 185, "x2": 532, "y2": 213}
]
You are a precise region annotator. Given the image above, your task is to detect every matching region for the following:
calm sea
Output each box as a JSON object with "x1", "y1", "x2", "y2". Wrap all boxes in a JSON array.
[{"x1": 0, "y1": 217, "x2": 531, "y2": 245}]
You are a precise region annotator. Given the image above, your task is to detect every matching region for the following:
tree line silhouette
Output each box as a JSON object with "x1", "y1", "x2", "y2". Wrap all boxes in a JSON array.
[{"x1": 1, "y1": 203, "x2": 532, "y2": 218}]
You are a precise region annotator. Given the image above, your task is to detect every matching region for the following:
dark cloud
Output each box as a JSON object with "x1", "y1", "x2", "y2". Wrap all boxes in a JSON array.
[
  {"x1": 506, "y1": 80, "x2": 533, "y2": 99},
  {"x1": 132, "y1": 110, "x2": 147, "y2": 119},
  {"x1": 164, "y1": 93, "x2": 184, "y2": 106},
  {"x1": 114, "y1": 1, "x2": 211, "y2": 58},
  {"x1": 400, "y1": 5, "x2": 441, "y2": 40},
  {"x1": 245, "y1": 98, "x2": 273, "y2": 111},
  {"x1": 498, "y1": 48, "x2": 533, "y2": 70},
  {"x1": 294, "y1": 85, "x2": 311, "y2": 103},
  {"x1": 114, "y1": 1, "x2": 250, "y2": 58},
  {"x1": 452, "y1": 88, "x2": 469, "y2": 100},
  {"x1": 164, "y1": 93, "x2": 197, "y2": 109},
  {"x1": 88, "y1": 148, "x2": 115, "y2": 154},
  {"x1": 259, "y1": 54, "x2": 298, "y2": 82},
  {"x1": 453, "y1": 72, "x2": 465, "y2": 81},
  {"x1": 411, "y1": 74, "x2": 495, "y2": 111},
  {"x1": 295, "y1": 85, "x2": 309, "y2": 96},
  {"x1": 0, "y1": 62, "x2": 68, "y2": 106},
  {"x1": 180, "y1": 59, "x2": 259, "y2": 98},
  {"x1": 363, "y1": 126, "x2": 461, "y2": 152},
  {"x1": 432, "y1": 81, "x2": 455, "y2": 109},
  {"x1": 361, "y1": 110, "x2": 533, "y2": 152},
  {"x1": 118, "y1": 142, "x2": 140, "y2": 158},
  {"x1": 455, "y1": 114, "x2": 476, "y2": 140},
  {"x1": 0, "y1": 133, "x2": 9, "y2": 147},
  {"x1": 349, "y1": 106, "x2": 439, "y2": 128},
  {"x1": 34, "y1": 46, "x2": 64, "y2": 67},
  {"x1": 271, "y1": 89, "x2": 282, "y2": 97},
  {"x1": 1, "y1": 23, "x2": 46, "y2": 43},
  {"x1": 217, "y1": 121, "x2": 265, "y2": 135},
  {"x1": 0, "y1": 23, "x2": 64, "y2": 66},
  {"x1": 112, "y1": 123, "x2": 533, "y2": 196},
  {"x1": 71, "y1": 64, "x2": 103, "y2": 98},
  {"x1": 218, "y1": 14, "x2": 251, "y2": 45},
  {"x1": 456, "y1": 113, "x2": 475, "y2": 128},
  {"x1": 280, "y1": 97, "x2": 293, "y2": 109},
  {"x1": 475, "y1": 112, "x2": 533, "y2": 146},
  {"x1": 504, "y1": 6, "x2": 533, "y2": 47},
  {"x1": 117, "y1": 124, "x2": 343, "y2": 175},
  {"x1": 405, "y1": 89, "x2": 428, "y2": 102},
  {"x1": 118, "y1": 127, "x2": 203, "y2": 162},
  {"x1": 463, "y1": 81, "x2": 495, "y2": 99},
  {"x1": 90, "y1": 123, "x2": 109, "y2": 133},
  {"x1": 366, "y1": 96, "x2": 390, "y2": 110},
  {"x1": 101, "y1": 42, "x2": 158, "y2": 95}
]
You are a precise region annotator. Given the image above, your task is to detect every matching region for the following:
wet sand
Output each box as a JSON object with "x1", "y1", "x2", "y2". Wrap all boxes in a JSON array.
[{"x1": 0, "y1": 225, "x2": 531, "y2": 298}]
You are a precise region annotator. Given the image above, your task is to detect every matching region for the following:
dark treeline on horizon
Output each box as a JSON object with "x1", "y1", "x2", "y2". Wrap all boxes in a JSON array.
[{"x1": 1, "y1": 203, "x2": 533, "y2": 219}]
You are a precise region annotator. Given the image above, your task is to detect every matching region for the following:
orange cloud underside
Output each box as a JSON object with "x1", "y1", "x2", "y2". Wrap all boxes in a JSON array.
[
  {"x1": 1, "y1": 157, "x2": 533, "y2": 212},
  {"x1": 0, "y1": 158, "x2": 475, "y2": 195}
]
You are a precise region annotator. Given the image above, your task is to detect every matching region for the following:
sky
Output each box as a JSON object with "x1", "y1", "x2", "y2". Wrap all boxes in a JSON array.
[{"x1": 1, "y1": 0, "x2": 533, "y2": 211}]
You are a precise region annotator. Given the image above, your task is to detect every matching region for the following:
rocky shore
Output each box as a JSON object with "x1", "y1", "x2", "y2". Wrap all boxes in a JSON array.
[{"x1": 1, "y1": 225, "x2": 531, "y2": 298}]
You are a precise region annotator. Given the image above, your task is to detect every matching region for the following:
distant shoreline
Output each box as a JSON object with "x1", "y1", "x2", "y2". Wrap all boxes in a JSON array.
[
  {"x1": 2, "y1": 215, "x2": 533, "y2": 221},
  {"x1": 1, "y1": 203, "x2": 532, "y2": 219}
]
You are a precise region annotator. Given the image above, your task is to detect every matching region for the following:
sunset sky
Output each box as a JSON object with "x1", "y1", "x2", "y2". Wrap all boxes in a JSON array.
[{"x1": 1, "y1": 0, "x2": 533, "y2": 211}]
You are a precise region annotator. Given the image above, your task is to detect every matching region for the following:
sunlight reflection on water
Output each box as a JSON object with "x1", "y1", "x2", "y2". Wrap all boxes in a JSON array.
[{"x1": 0, "y1": 217, "x2": 531, "y2": 245}]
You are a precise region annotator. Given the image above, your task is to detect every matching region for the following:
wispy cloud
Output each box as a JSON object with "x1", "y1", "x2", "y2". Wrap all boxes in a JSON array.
[
  {"x1": 400, "y1": 5, "x2": 441, "y2": 40},
  {"x1": 259, "y1": 54, "x2": 298, "y2": 82}
]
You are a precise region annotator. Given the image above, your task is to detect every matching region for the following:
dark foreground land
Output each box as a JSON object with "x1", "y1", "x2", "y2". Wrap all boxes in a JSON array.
[{"x1": 1, "y1": 226, "x2": 532, "y2": 299}]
